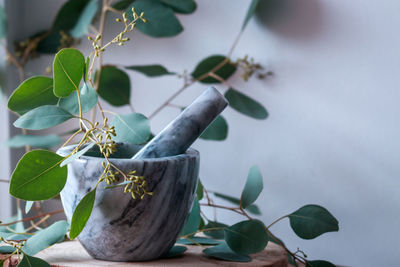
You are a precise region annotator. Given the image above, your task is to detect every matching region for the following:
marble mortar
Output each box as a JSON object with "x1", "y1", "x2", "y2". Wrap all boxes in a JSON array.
[{"x1": 57, "y1": 143, "x2": 200, "y2": 261}]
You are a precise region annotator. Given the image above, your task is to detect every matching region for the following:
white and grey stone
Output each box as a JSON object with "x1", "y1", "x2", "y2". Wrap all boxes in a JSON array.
[
  {"x1": 132, "y1": 86, "x2": 228, "y2": 159},
  {"x1": 57, "y1": 143, "x2": 200, "y2": 261}
]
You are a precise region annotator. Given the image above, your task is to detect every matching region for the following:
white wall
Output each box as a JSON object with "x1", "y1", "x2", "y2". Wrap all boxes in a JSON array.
[{"x1": 6, "y1": 0, "x2": 400, "y2": 266}]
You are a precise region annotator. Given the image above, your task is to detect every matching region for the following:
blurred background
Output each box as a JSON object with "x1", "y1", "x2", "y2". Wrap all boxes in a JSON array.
[{"x1": 1, "y1": 0, "x2": 400, "y2": 266}]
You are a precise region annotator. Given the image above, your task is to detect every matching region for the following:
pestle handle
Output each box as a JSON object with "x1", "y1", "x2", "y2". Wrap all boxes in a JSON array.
[{"x1": 132, "y1": 87, "x2": 228, "y2": 159}]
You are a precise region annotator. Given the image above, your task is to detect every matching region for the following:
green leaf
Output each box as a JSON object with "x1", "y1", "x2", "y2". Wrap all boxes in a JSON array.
[
  {"x1": 128, "y1": 0, "x2": 183, "y2": 37},
  {"x1": 192, "y1": 55, "x2": 237, "y2": 84},
  {"x1": 111, "y1": 113, "x2": 151, "y2": 144},
  {"x1": 53, "y1": 0, "x2": 91, "y2": 32},
  {"x1": 58, "y1": 83, "x2": 98, "y2": 115},
  {"x1": 5, "y1": 134, "x2": 62, "y2": 149},
  {"x1": 203, "y1": 221, "x2": 228, "y2": 239},
  {"x1": 306, "y1": 260, "x2": 336, "y2": 267},
  {"x1": 241, "y1": 165, "x2": 263, "y2": 209},
  {"x1": 0, "y1": 5, "x2": 6, "y2": 40},
  {"x1": 225, "y1": 220, "x2": 268, "y2": 255},
  {"x1": 225, "y1": 88, "x2": 268, "y2": 119},
  {"x1": 165, "y1": 246, "x2": 187, "y2": 258},
  {"x1": 60, "y1": 143, "x2": 95, "y2": 167},
  {"x1": 289, "y1": 205, "x2": 339, "y2": 240},
  {"x1": 97, "y1": 66, "x2": 130, "y2": 106},
  {"x1": 177, "y1": 236, "x2": 221, "y2": 245},
  {"x1": 161, "y1": 0, "x2": 197, "y2": 14},
  {"x1": 0, "y1": 246, "x2": 16, "y2": 254},
  {"x1": 70, "y1": 189, "x2": 96, "y2": 239},
  {"x1": 196, "y1": 179, "x2": 203, "y2": 200},
  {"x1": 22, "y1": 221, "x2": 69, "y2": 256},
  {"x1": 9, "y1": 150, "x2": 67, "y2": 201},
  {"x1": 203, "y1": 242, "x2": 251, "y2": 262},
  {"x1": 181, "y1": 197, "x2": 200, "y2": 236},
  {"x1": 36, "y1": 31, "x2": 63, "y2": 54},
  {"x1": 8, "y1": 76, "x2": 58, "y2": 115},
  {"x1": 213, "y1": 192, "x2": 261, "y2": 215},
  {"x1": 18, "y1": 254, "x2": 51, "y2": 267},
  {"x1": 125, "y1": 64, "x2": 175, "y2": 77},
  {"x1": 13, "y1": 106, "x2": 74, "y2": 130},
  {"x1": 25, "y1": 201, "x2": 34, "y2": 214},
  {"x1": 70, "y1": 0, "x2": 99, "y2": 38},
  {"x1": 199, "y1": 115, "x2": 228, "y2": 141},
  {"x1": 242, "y1": 0, "x2": 260, "y2": 30},
  {"x1": 53, "y1": 48, "x2": 85, "y2": 98},
  {"x1": 15, "y1": 208, "x2": 25, "y2": 233},
  {"x1": 113, "y1": 0, "x2": 134, "y2": 10}
]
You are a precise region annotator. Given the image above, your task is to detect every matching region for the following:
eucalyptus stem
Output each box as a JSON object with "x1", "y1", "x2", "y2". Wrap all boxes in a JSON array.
[{"x1": 0, "y1": 210, "x2": 64, "y2": 227}]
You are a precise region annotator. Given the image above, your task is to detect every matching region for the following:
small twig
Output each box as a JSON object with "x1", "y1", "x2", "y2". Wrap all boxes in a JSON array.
[
  {"x1": 0, "y1": 179, "x2": 9, "y2": 183},
  {"x1": 0, "y1": 209, "x2": 64, "y2": 227}
]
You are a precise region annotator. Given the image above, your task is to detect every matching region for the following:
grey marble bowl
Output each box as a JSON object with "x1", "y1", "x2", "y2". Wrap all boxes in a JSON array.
[{"x1": 57, "y1": 143, "x2": 200, "y2": 261}]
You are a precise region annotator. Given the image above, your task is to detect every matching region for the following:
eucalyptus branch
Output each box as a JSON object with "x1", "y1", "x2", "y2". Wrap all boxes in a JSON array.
[
  {"x1": 0, "y1": 210, "x2": 64, "y2": 227},
  {"x1": 0, "y1": 179, "x2": 9, "y2": 183}
]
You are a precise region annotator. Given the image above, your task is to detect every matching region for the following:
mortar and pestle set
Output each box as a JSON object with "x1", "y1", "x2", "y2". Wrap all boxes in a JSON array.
[{"x1": 57, "y1": 87, "x2": 228, "y2": 261}]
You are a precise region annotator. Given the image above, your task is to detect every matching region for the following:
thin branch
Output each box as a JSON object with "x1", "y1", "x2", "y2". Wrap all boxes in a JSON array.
[
  {"x1": 0, "y1": 179, "x2": 9, "y2": 183},
  {"x1": 0, "y1": 210, "x2": 64, "y2": 227}
]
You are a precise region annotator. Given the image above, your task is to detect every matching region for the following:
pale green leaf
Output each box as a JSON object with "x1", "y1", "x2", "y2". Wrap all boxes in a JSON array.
[
  {"x1": 13, "y1": 106, "x2": 74, "y2": 130},
  {"x1": 60, "y1": 143, "x2": 95, "y2": 167},
  {"x1": 70, "y1": 0, "x2": 99, "y2": 38},
  {"x1": 111, "y1": 113, "x2": 150, "y2": 144},
  {"x1": 5, "y1": 134, "x2": 62, "y2": 149},
  {"x1": 242, "y1": 0, "x2": 260, "y2": 30},
  {"x1": 58, "y1": 83, "x2": 98, "y2": 114},
  {"x1": 241, "y1": 165, "x2": 263, "y2": 209},
  {"x1": 25, "y1": 201, "x2": 34, "y2": 214}
]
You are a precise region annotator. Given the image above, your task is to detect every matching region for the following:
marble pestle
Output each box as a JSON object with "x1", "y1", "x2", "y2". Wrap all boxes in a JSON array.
[{"x1": 132, "y1": 87, "x2": 228, "y2": 159}]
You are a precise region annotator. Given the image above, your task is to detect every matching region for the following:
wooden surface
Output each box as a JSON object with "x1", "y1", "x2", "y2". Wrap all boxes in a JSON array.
[{"x1": 35, "y1": 240, "x2": 288, "y2": 267}]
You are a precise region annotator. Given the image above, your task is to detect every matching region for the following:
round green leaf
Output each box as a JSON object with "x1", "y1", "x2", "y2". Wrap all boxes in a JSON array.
[
  {"x1": 128, "y1": 0, "x2": 183, "y2": 37},
  {"x1": 70, "y1": 189, "x2": 96, "y2": 239},
  {"x1": 289, "y1": 205, "x2": 339, "y2": 240},
  {"x1": 7, "y1": 76, "x2": 58, "y2": 115},
  {"x1": 13, "y1": 105, "x2": 74, "y2": 130},
  {"x1": 58, "y1": 83, "x2": 98, "y2": 114},
  {"x1": 17, "y1": 254, "x2": 51, "y2": 267},
  {"x1": 196, "y1": 179, "x2": 203, "y2": 200},
  {"x1": 225, "y1": 220, "x2": 268, "y2": 255},
  {"x1": 192, "y1": 55, "x2": 237, "y2": 84},
  {"x1": 181, "y1": 197, "x2": 200, "y2": 236},
  {"x1": 9, "y1": 150, "x2": 67, "y2": 201},
  {"x1": 111, "y1": 113, "x2": 150, "y2": 144},
  {"x1": 70, "y1": 0, "x2": 99, "y2": 38},
  {"x1": 53, "y1": 48, "x2": 85, "y2": 97},
  {"x1": 97, "y1": 66, "x2": 131, "y2": 106},
  {"x1": 177, "y1": 236, "x2": 221, "y2": 245},
  {"x1": 240, "y1": 165, "x2": 263, "y2": 209},
  {"x1": 203, "y1": 242, "x2": 251, "y2": 262},
  {"x1": 161, "y1": 0, "x2": 197, "y2": 14},
  {"x1": 203, "y1": 221, "x2": 228, "y2": 240},
  {"x1": 165, "y1": 246, "x2": 187, "y2": 258},
  {"x1": 5, "y1": 134, "x2": 62, "y2": 149},
  {"x1": 306, "y1": 260, "x2": 336, "y2": 267},
  {"x1": 125, "y1": 64, "x2": 175, "y2": 77},
  {"x1": 22, "y1": 221, "x2": 69, "y2": 256},
  {"x1": 225, "y1": 88, "x2": 268, "y2": 119},
  {"x1": 199, "y1": 115, "x2": 228, "y2": 141}
]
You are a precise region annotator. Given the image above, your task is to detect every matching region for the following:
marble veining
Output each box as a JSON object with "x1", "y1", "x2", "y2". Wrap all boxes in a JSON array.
[
  {"x1": 57, "y1": 143, "x2": 200, "y2": 261},
  {"x1": 132, "y1": 87, "x2": 227, "y2": 159}
]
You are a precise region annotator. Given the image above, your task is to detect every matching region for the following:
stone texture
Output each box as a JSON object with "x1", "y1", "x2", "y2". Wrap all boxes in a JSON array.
[{"x1": 57, "y1": 143, "x2": 200, "y2": 261}]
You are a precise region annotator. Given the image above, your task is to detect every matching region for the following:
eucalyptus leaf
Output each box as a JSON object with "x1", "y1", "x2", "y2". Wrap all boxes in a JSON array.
[
  {"x1": 113, "y1": 0, "x2": 134, "y2": 10},
  {"x1": 0, "y1": 5, "x2": 6, "y2": 40},
  {"x1": 0, "y1": 246, "x2": 16, "y2": 254},
  {"x1": 192, "y1": 55, "x2": 237, "y2": 83},
  {"x1": 25, "y1": 201, "x2": 34, "y2": 214},
  {"x1": 225, "y1": 220, "x2": 268, "y2": 255},
  {"x1": 242, "y1": 0, "x2": 260, "y2": 30},
  {"x1": 70, "y1": 189, "x2": 96, "y2": 239},
  {"x1": 225, "y1": 88, "x2": 268, "y2": 119},
  {"x1": 60, "y1": 143, "x2": 95, "y2": 167},
  {"x1": 5, "y1": 134, "x2": 62, "y2": 149},
  {"x1": 97, "y1": 66, "x2": 130, "y2": 106},
  {"x1": 58, "y1": 83, "x2": 98, "y2": 115},
  {"x1": 289, "y1": 205, "x2": 339, "y2": 239},
  {"x1": 125, "y1": 64, "x2": 175, "y2": 77},
  {"x1": 18, "y1": 254, "x2": 51, "y2": 267},
  {"x1": 36, "y1": 31, "x2": 63, "y2": 54},
  {"x1": 203, "y1": 242, "x2": 251, "y2": 262},
  {"x1": 203, "y1": 221, "x2": 228, "y2": 239},
  {"x1": 9, "y1": 150, "x2": 67, "y2": 201},
  {"x1": 178, "y1": 236, "x2": 221, "y2": 245},
  {"x1": 127, "y1": 0, "x2": 183, "y2": 37},
  {"x1": 15, "y1": 208, "x2": 25, "y2": 233},
  {"x1": 22, "y1": 220, "x2": 69, "y2": 256},
  {"x1": 181, "y1": 197, "x2": 200, "y2": 236},
  {"x1": 161, "y1": 0, "x2": 197, "y2": 14},
  {"x1": 13, "y1": 106, "x2": 74, "y2": 130},
  {"x1": 196, "y1": 179, "x2": 203, "y2": 200},
  {"x1": 213, "y1": 192, "x2": 261, "y2": 215},
  {"x1": 111, "y1": 113, "x2": 150, "y2": 144},
  {"x1": 8, "y1": 76, "x2": 58, "y2": 115},
  {"x1": 199, "y1": 115, "x2": 228, "y2": 141},
  {"x1": 53, "y1": 0, "x2": 91, "y2": 32},
  {"x1": 306, "y1": 260, "x2": 336, "y2": 267},
  {"x1": 240, "y1": 165, "x2": 263, "y2": 209},
  {"x1": 165, "y1": 246, "x2": 187, "y2": 258},
  {"x1": 70, "y1": 0, "x2": 99, "y2": 38},
  {"x1": 53, "y1": 48, "x2": 85, "y2": 97}
]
